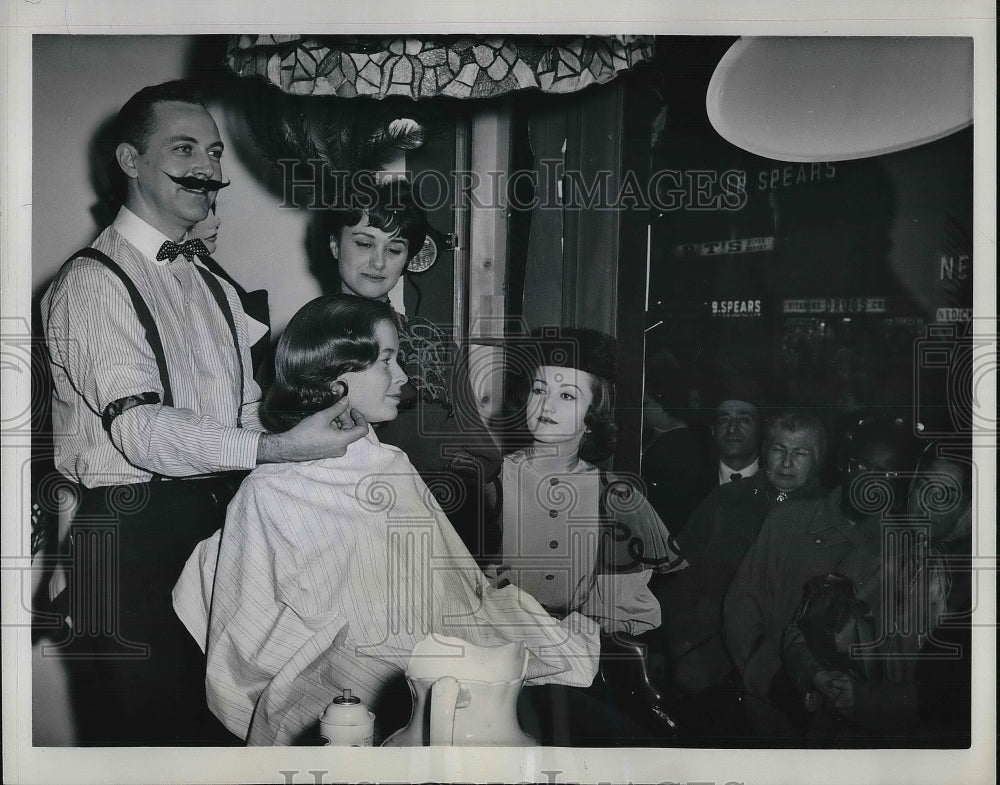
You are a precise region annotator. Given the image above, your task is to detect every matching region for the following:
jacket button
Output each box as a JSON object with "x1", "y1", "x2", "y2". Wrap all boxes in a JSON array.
[
  {"x1": 548, "y1": 509, "x2": 558, "y2": 518},
  {"x1": 549, "y1": 540, "x2": 559, "y2": 549}
]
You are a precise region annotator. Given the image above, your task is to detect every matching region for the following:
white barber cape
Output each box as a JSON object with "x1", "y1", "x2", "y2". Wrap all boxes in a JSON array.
[{"x1": 173, "y1": 427, "x2": 600, "y2": 745}]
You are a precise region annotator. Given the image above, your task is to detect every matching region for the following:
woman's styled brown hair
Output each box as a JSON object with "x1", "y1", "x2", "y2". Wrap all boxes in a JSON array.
[
  {"x1": 325, "y1": 179, "x2": 428, "y2": 263},
  {"x1": 261, "y1": 294, "x2": 398, "y2": 433}
]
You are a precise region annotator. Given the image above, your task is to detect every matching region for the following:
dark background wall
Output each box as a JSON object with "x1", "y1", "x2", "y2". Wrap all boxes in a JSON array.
[{"x1": 641, "y1": 38, "x2": 973, "y2": 427}]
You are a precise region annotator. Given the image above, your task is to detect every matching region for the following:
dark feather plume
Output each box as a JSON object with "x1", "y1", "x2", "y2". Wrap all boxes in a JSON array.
[{"x1": 238, "y1": 79, "x2": 433, "y2": 177}]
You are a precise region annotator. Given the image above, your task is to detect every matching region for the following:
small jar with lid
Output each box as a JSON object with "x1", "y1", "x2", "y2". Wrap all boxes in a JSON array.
[{"x1": 319, "y1": 689, "x2": 375, "y2": 746}]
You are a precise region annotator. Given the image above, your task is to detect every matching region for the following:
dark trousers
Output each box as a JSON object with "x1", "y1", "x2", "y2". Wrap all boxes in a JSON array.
[
  {"x1": 517, "y1": 681, "x2": 672, "y2": 747},
  {"x1": 48, "y1": 476, "x2": 245, "y2": 746},
  {"x1": 669, "y1": 673, "x2": 752, "y2": 746}
]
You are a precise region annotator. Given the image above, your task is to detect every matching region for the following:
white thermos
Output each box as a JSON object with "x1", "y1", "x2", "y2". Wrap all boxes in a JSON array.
[{"x1": 320, "y1": 689, "x2": 376, "y2": 746}]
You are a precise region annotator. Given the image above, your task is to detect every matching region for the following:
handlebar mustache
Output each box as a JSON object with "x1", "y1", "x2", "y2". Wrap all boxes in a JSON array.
[{"x1": 164, "y1": 172, "x2": 231, "y2": 192}]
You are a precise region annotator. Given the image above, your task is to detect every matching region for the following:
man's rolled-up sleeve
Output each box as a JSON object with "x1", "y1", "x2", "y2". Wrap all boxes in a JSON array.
[{"x1": 112, "y1": 405, "x2": 259, "y2": 476}]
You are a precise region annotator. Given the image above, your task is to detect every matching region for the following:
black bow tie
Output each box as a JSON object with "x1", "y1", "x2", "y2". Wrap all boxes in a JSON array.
[
  {"x1": 730, "y1": 472, "x2": 743, "y2": 481},
  {"x1": 156, "y1": 238, "x2": 209, "y2": 262}
]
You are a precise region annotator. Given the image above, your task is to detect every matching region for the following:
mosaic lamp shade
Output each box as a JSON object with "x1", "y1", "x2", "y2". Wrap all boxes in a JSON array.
[{"x1": 226, "y1": 34, "x2": 656, "y2": 99}]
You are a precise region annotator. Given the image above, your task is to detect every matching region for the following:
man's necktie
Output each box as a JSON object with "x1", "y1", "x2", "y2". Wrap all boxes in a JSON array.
[
  {"x1": 156, "y1": 238, "x2": 209, "y2": 262},
  {"x1": 731, "y1": 472, "x2": 742, "y2": 481}
]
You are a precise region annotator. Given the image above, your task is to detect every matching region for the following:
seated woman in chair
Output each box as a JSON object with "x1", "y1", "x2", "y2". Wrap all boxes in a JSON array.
[{"x1": 173, "y1": 296, "x2": 599, "y2": 745}]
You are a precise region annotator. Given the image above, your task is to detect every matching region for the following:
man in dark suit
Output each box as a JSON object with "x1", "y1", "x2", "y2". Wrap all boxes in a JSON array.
[{"x1": 712, "y1": 396, "x2": 763, "y2": 485}]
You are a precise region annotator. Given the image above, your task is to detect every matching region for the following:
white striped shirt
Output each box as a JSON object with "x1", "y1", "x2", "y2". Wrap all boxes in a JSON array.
[
  {"x1": 40, "y1": 207, "x2": 262, "y2": 486},
  {"x1": 174, "y1": 428, "x2": 600, "y2": 745}
]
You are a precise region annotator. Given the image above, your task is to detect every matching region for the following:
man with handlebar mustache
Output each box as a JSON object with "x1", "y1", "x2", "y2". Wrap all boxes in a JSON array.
[{"x1": 40, "y1": 80, "x2": 368, "y2": 745}]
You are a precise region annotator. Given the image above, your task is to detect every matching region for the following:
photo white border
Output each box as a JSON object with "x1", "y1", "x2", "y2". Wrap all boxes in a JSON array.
[{"x1": 2, "y1": 2, "x2": 995, "y2": 783}]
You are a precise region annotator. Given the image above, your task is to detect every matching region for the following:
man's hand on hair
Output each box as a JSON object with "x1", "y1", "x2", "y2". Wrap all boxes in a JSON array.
[{"x1": 257, "y1": 398, "x2": 368, "y2": 464}]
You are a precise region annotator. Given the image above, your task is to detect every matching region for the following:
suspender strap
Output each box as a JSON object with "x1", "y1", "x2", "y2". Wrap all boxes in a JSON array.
[
  {"x1": 65, "y1": 248, "x2": 172, "y2": 481},
  {"x1": 63, "y1": 247, "x2": 247, "y2": 435},
  {"x1": 197, "y1": 254, "x2": 246, "y2": 296},
  {"x1": 193, "y1": 262, "x2": 246, "y2": 428},
  {"x1": 69, "y1": 248, "x2": 173, "y2": 407}
]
